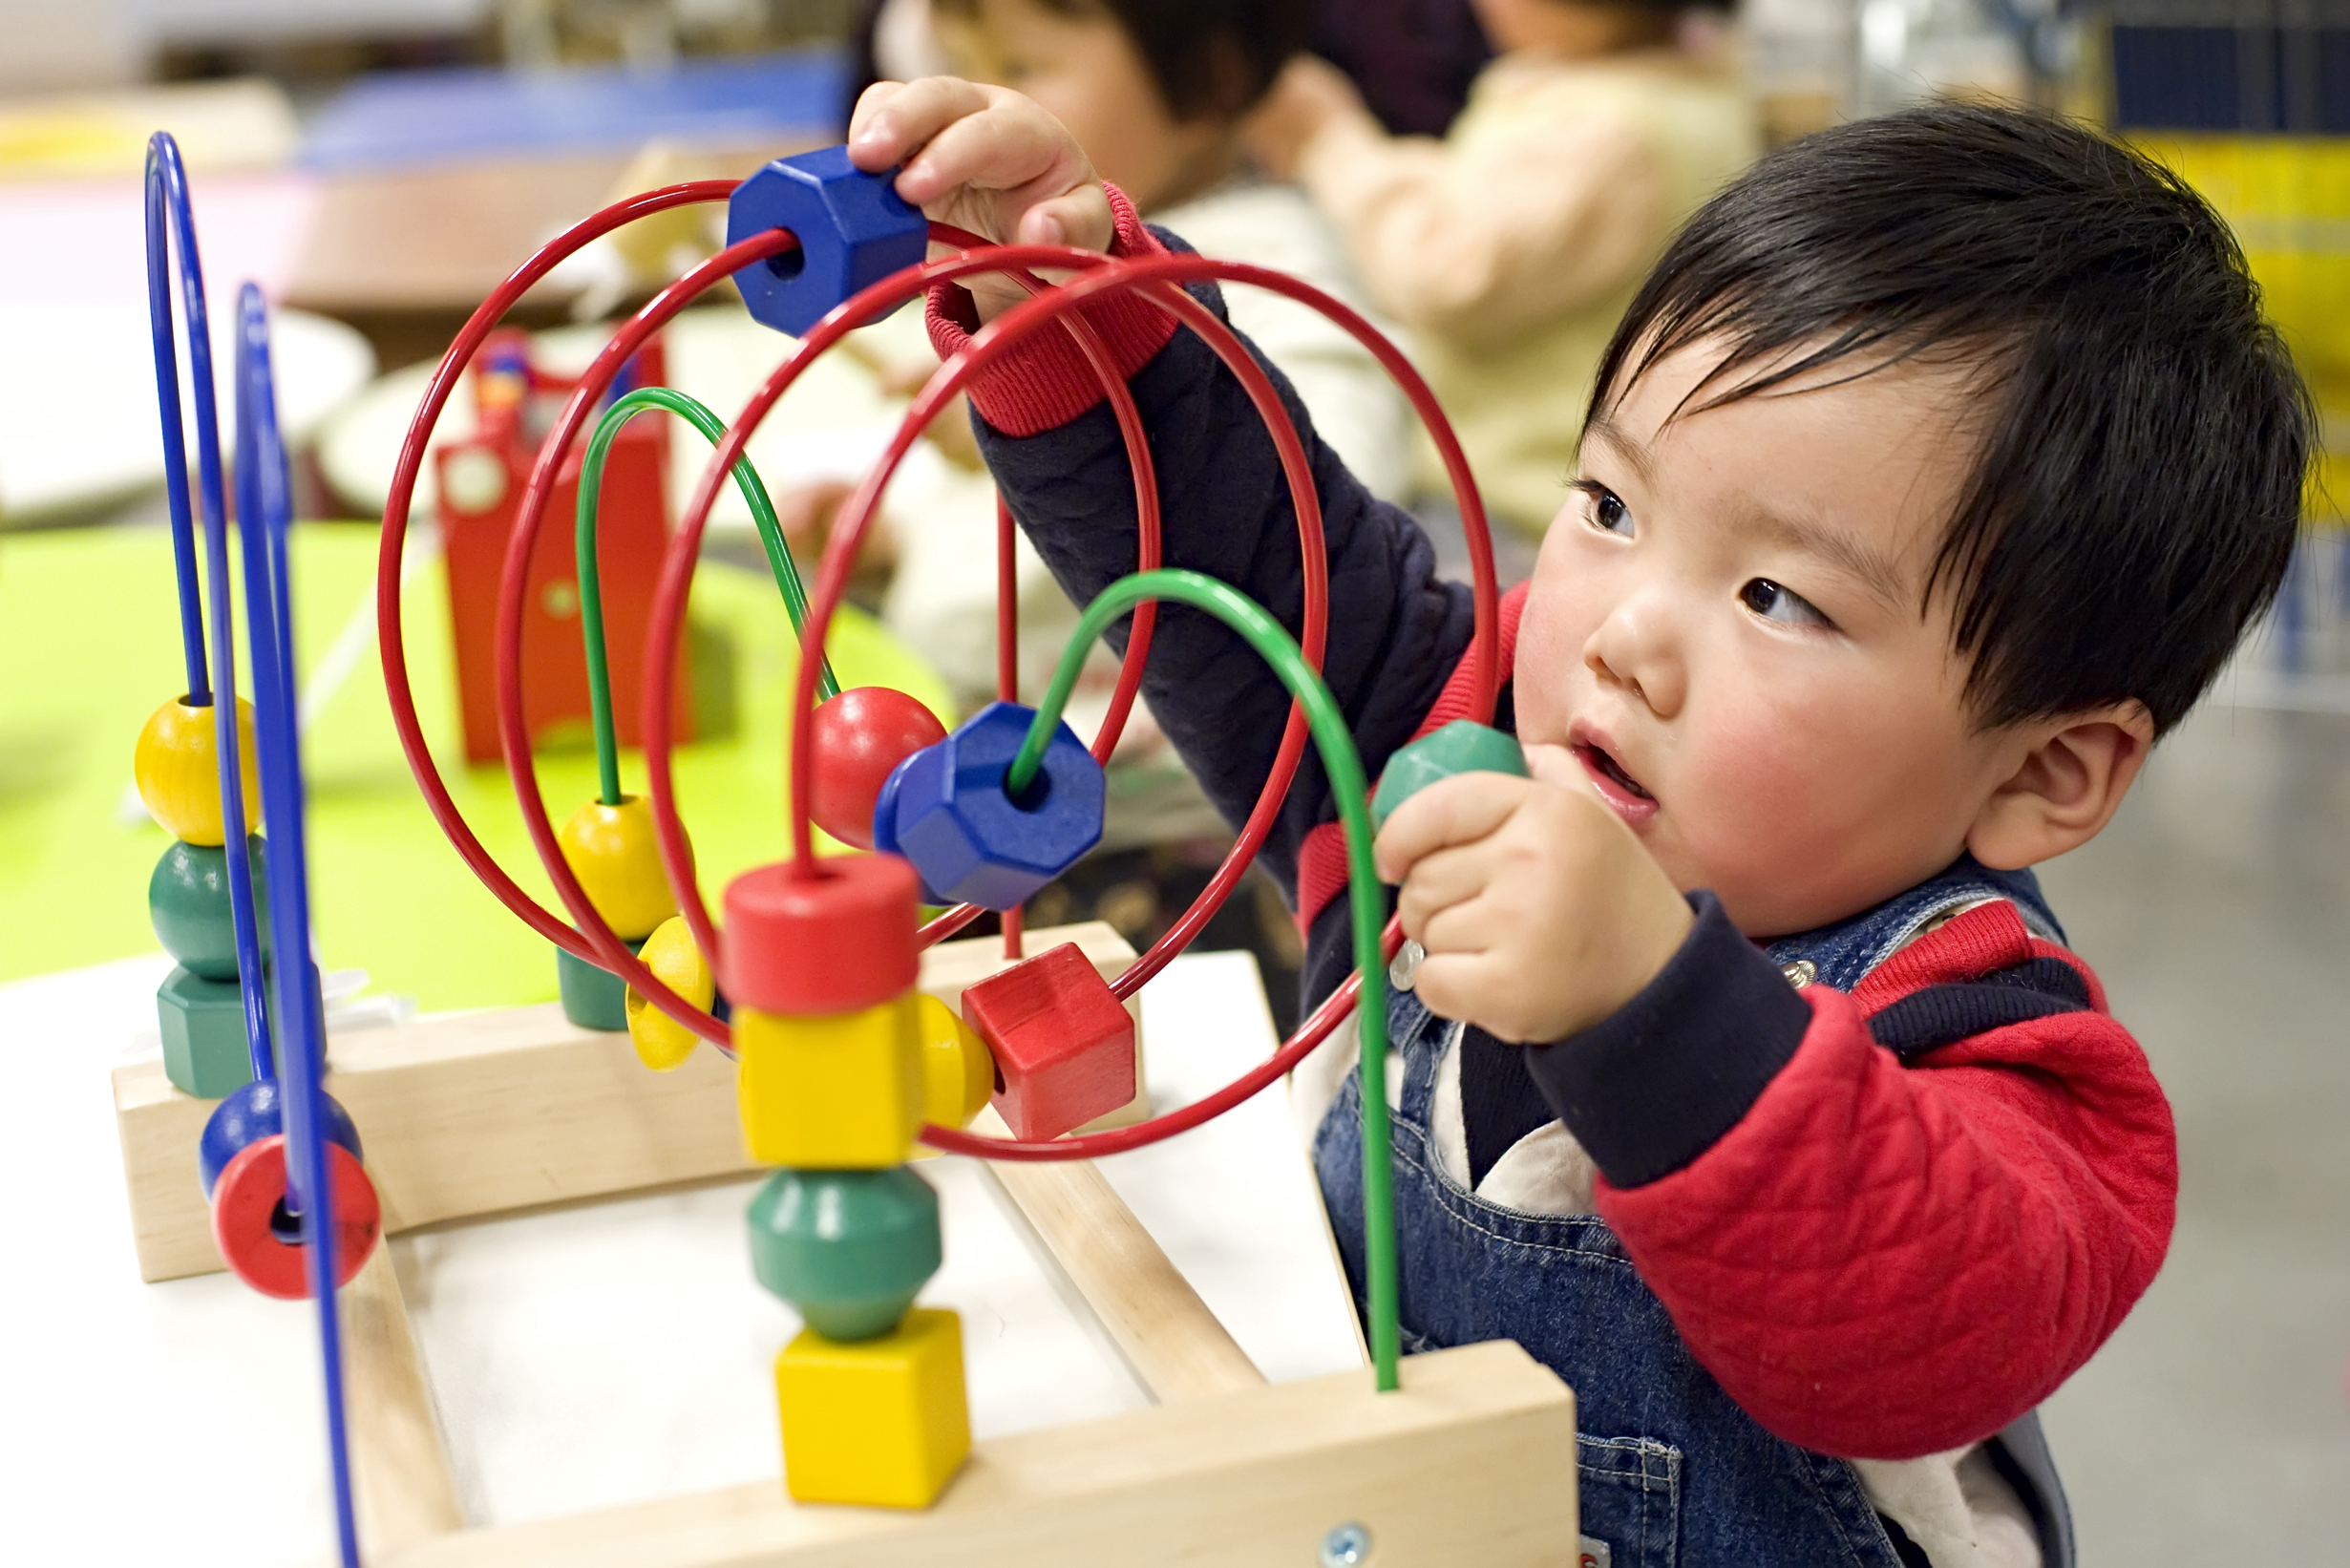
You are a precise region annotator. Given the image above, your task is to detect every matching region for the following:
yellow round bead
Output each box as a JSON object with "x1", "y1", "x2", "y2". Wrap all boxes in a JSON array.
[
  {"x1": 557, "y1": 794, "x2": 679, "y2": 941},
  {"x1": 916, "y1": 993, "x2": 995, "y2": 1129},
  {"x1": 135, "y1": 696, "x2": 261, "y2": 846},
  {"x1": 625, "y1": 915, "x2": 712, "y2": 1071}
]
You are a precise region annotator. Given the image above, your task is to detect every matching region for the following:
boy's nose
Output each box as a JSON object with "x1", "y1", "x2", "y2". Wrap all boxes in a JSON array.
[{"x1": 1583, "y1": 601, "x2": 1684, "y2": 718}]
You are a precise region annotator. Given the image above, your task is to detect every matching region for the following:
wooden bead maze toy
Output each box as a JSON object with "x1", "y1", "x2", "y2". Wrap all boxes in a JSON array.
[{"x1": 115, "y1": 136, "x2": 1580, "y2": 1566}]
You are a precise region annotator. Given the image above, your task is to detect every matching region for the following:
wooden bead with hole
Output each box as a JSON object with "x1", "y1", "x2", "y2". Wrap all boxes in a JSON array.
[
  {"x1": 625, "y1": 915, "x2": 714, "y2": 1070},
  {"x1": 135, "y1": 695, "x2": 260, "y2": 845},
  {"x1": 556, "y1": 794, "x2": 678, "y2": 942},
  {"x1": 808, "y1": 686, "x2": 947, "y2": 851}
]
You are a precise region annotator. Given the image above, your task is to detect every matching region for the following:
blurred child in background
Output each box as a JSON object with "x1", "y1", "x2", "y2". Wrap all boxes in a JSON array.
[
  {"x1": 804, "y1": 0, "x2": 1413, "y2": 989},
  {"x1": 1251, "y1": 0, "x2": 1757, "y2": 542},
  {"x1": 846, "y1": 0, "x2": 1412, "y2": 803}
]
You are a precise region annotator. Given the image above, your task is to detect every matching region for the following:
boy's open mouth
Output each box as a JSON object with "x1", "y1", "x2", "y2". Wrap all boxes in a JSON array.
[{"x1": 1576, "y1": 741, "x2": 1657, "y2": 811}]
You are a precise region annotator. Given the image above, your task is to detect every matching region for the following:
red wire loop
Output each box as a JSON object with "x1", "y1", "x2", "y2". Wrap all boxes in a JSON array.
[{"x1": 378, "y1": 184, "x2": 1501, "y2": 1156}]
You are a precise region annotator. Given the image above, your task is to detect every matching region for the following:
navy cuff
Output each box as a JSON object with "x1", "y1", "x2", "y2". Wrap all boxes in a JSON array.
[{"x1": 1521, "y1": 891, "x2": 1812, "y2": 1189}]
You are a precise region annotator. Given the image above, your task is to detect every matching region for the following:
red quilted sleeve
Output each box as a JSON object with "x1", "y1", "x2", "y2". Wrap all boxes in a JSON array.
[
  {"x1": 1593, "y1": 912, "x2": 2176, "y2": 1458},
  {"x1": 922, "y1": 181, "x2": 1179, "y2": 435}
]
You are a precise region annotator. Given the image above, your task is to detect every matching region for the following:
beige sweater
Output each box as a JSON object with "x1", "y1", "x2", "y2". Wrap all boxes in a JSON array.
[{"x1": 1297, "y1": 50, "x2": 1758, "y2": 536}]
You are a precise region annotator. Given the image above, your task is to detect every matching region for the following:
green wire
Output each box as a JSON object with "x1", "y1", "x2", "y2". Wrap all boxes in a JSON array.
[
  {"x1": 1013, "y1": 568, "x2": 1401, "y2": 1391},
  {"x1": 575, "y1": 386, "x2": 840, "y2": 806}
]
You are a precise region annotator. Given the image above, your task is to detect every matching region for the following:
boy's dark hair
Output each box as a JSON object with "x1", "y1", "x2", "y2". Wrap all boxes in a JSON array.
[
  {"x1": 940, "y1": 0, "x2": 1313, "y2": 122},
  {"x1": 1589, "y1": 102, "x2": 2313, "y2": 735}
]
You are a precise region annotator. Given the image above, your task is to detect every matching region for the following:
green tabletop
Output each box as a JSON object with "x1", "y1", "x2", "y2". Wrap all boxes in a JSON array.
[{"x1": 0, "y1": 520, "x2": 948, "y2": 1011}]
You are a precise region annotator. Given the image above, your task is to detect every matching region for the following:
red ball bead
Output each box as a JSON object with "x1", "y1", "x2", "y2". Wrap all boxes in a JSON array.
[
  {"x1": 808, "y1": 687, "x2": 948, "y2": 851},
  {"x1": 210, "y1": 1134, "x2": 381, "y2": 1300}
]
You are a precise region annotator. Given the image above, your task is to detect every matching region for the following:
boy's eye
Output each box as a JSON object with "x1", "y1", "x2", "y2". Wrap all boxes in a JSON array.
[
  {"x1": 1577, "y1": 482, "x2": 1633, "y2": 538},
  {"x1": 1740, "y1": 578, "x2": 1830, "y2": 627}
]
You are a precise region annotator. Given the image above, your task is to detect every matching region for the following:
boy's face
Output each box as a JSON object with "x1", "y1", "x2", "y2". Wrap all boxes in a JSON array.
[{"x1": 1514, "y1": 339, "x2": 2024, "y2": 938}]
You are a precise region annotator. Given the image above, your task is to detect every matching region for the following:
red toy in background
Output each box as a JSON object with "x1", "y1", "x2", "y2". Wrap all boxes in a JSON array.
[{"x1": 434, "y1": 328, "x2": 690, "y2": 764}]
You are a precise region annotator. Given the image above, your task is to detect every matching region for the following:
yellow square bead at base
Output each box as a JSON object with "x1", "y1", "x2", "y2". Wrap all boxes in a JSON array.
[
  {"x1": 776, "y1": 1307, "x2": 971, "y2": 1510},
  {"x1": 735, "y1": 995, "x2": 921, "y2": 1168}
]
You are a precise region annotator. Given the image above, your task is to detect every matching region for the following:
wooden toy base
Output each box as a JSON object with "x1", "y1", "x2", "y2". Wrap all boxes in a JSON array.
[
  {"x1": 113, "y1": 922, "x2": 1150, "y2": 1286},
  {"x1": 114, "y1": 922, "x2": 1580, "y2": 1564},
  {"x1": 388, "y1": 1340, "x2": 1575, "y2": 1568}
]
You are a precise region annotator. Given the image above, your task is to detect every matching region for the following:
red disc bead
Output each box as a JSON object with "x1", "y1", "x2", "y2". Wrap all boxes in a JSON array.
[
  {"x1": 210, "y1": 1134, "x2": 382, "y2": 1300},
  {"x1": 723, "y1": 853, "x2": 920, "y2": 1016},
  {"x1": 809, "y1": 687, "x2": 948, "y2": 852}
]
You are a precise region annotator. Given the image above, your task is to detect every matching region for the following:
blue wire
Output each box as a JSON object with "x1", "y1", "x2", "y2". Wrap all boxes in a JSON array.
[
  {"x1": 143, "y1": 135, "x2": 209, "y2": 707},
  {"x1": 148, "y1": 130, "x2": 274, "y2": 1085},
  {"x1": 237, "y1": 284, "x2": 362, "y2": 1568}
]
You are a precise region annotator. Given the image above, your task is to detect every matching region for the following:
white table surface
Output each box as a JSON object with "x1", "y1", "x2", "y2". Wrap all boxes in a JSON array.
[{"x1": 0, "y1": 947, "x2": 1363, "y2": 1565}]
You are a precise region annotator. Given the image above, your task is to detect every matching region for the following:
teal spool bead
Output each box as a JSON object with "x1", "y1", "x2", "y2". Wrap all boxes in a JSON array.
[
  {"x1": 747, "y1": 1166, "x2": 942, "y2": 1342},
  {"x1": 1368, "y1": 720, "x2": 1528, "y2": 833},
  {"x1": 556, "y1": 938, "x2": 644, "y2": 1031},
  {"x1": 148, "y1": 837, "x2": 268, "y2": 982}
]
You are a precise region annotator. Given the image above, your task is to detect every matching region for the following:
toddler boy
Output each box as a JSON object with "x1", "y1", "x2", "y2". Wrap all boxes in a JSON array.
[{"x1": 848, "y1": 79, "x2": 2309, "y2": 1567}]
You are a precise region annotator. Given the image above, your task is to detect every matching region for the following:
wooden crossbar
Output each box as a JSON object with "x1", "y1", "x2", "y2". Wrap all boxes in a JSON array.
[{"x1": 116, "y1": 923, "x2": 1580, "y2": 1563}]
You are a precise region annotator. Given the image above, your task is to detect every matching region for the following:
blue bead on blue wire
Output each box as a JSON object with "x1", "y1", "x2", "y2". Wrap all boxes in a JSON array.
[{"x1": 199, "y1": 1078, "x2": 365, "y2": 1198}]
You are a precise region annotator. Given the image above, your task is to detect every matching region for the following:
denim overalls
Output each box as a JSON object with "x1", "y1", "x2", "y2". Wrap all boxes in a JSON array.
[{"x1": 1313, "y1": 857, "x2": 2077, "y2": 1567}]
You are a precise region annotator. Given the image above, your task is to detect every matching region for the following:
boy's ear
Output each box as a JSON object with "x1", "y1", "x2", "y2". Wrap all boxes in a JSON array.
[{"x1": 1966, "y1": 702, "x2": 2155, "y2": 871}]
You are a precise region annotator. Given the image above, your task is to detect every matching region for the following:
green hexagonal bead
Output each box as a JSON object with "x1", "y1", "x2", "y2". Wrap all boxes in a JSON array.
[
  {"x1": 1369, "y1": 720, "x2": 1528, "y2": 833},
  {"x1": 747, "y1": 1166, "x2": 942, "y2": 1342},
  {"x1": 158, "y1": 965, "x2": 257, "y2": 1100},
  {"x1": 148, "y1": 837, "x2": 269, "y2": 983}
]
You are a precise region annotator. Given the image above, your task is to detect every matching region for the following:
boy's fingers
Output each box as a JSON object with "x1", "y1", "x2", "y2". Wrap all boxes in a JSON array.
[
  {"x1": 1408, "y1": 950, "x2": 1506, "y2": 1035},
  {"x1": 1373, "y1": 772, "x2": 1529, "y2": 883},
  {"x1": 1013, "y1": 186, "x2": 1114, "y2": 253},
  {"x1": 1520, "y1": 741, "x2": 1583, "y2": 791},
  {"x1": 1393, "y1": 841, "x2": 1490, "y2": 940},
  {"x1": 895, "y1": 97, "x2": 1090, "y2": 210},
  {"x1": 847, "y1": 75, "x2": 990, "y2": 173}
]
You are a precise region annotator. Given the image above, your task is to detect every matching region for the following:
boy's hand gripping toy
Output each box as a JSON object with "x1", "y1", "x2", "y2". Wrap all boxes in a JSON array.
[{"x1": 1369, "y1": 719, "x2": 1530, "y2": 833}]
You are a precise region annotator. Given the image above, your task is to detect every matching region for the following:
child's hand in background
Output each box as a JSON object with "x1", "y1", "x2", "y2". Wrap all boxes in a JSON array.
[
  {"x1": 848, "y1": 76, "x2": 1112, "y2": 320},
  {"x1": 1374, "y1": 752, "x2": 1694, "y2": 1044},
  {"x1": 1243, "y1": 56, "x2": 1374, "y2": 181}
]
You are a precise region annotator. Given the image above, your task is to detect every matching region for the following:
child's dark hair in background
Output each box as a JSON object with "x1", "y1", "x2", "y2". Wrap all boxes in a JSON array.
[
  {"x1": 934, "y1": 0, "x2": 1314, "y2": 123},
  {"x1": 1598, "y1": 103, "x2": 2312, "y2": 733}
]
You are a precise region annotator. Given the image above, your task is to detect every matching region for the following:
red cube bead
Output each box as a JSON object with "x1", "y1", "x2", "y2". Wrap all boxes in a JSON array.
[{"x1": 960, "y1": 943, "x2": 1136, "y2": 1141}]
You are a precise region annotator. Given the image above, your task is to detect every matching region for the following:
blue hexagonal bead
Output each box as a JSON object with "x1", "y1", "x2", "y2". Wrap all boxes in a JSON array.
[
  {"x1": 726, "y1": 146, "x2": 927, "y2": 338},
  {"x1": 198, "y1": 1076, "x2": 364, "y2": 1198},
  {"x1": 873, "y1": 702, "x2": 1103, "y2": 912}
]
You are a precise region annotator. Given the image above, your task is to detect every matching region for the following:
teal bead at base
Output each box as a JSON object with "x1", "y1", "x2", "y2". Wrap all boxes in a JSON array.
[
  {"x1": 158, "y1": 965, "x2": 257, "y2": 1100},
  {"x1": 148, "y1": 837, "x2": 268, "y2": 983},
  {"x1": 748, "y1": 1166, "x2": 942, "y2": 1342},
  {"x1": 557, "y1": 940, "x2": 643, "y2": 1031},
  {"x1": 1369, "y1": 720, "x2": 1528, "y2": 833}
]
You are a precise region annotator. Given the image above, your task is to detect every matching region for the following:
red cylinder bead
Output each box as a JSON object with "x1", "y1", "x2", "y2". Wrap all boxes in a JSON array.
[
  {"x1": 723, "y1": 853, "x2": 920, "y2": 1016},
  {"x1": 210, "y1": 1135, "x2": 381, "y2": 1300},
  {"x1": 808, "y1": 687, "x2": 948, "y2": 851}
]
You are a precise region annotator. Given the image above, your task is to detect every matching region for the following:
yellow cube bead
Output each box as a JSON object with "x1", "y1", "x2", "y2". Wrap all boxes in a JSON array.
[
  {"x1": 915, "y1": 993, "x2": 994, "y2": 1131},
  {"x1": 735, "y1": 996, "x2": 921, "y2": 1168},
  {"x1": 558, "y1": 794, "x2": 678, "y2": 942},
  {"x1": 775, "y1": 1307, "x2": 969, "y2": 1510},
  {"x1": 135, "y1": 696, "x2": 260, "y2": 846},
  {"x1": 625, "y1": 915, "x2": 714, "y2": 1071}
]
